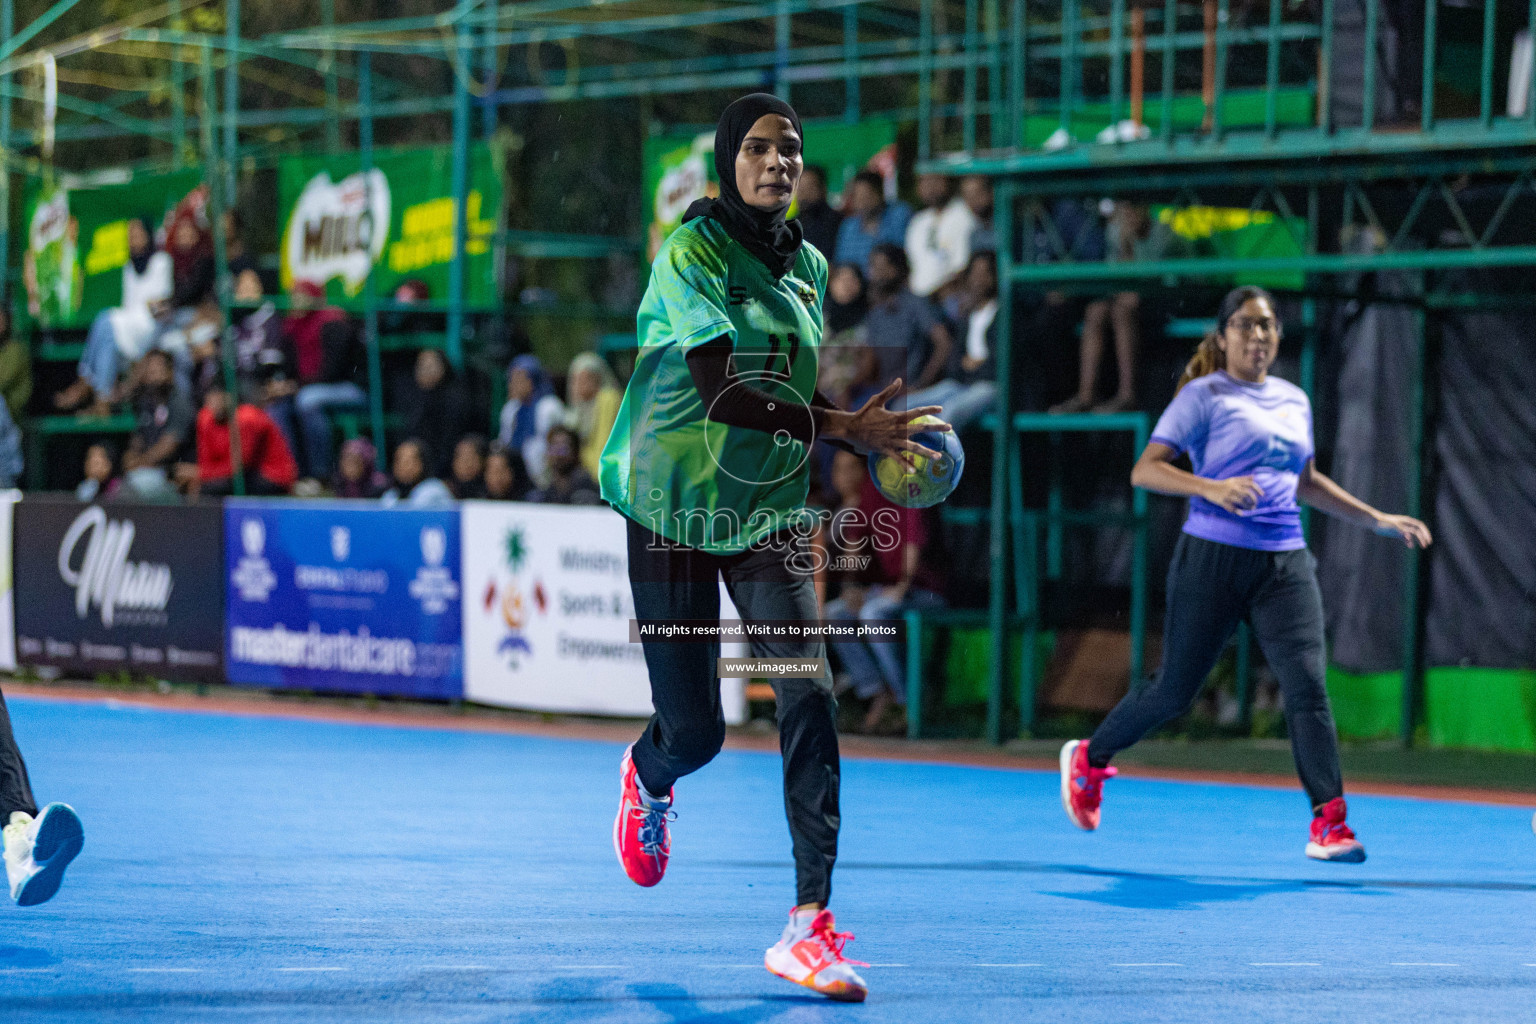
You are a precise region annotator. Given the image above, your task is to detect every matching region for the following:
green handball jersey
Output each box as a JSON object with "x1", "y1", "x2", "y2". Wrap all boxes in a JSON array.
[{"x1": 599, "y1": 217, "x2": 827, "y2": 554}]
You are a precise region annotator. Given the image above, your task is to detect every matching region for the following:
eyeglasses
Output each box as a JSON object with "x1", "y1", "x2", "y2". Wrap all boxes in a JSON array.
[{"x1": 1227, "y1": 316, "x2": 1280, "y2": 335}]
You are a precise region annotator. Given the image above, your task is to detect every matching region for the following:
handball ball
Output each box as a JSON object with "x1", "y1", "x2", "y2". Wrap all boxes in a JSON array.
[{"x1": 868, "y1": 415, "x2": 965, "y2": 509}]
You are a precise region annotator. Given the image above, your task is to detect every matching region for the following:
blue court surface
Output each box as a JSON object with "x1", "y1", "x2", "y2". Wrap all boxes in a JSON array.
[{"x1": 2, "y1": 695, "x2": 1533, "y2": 1023}]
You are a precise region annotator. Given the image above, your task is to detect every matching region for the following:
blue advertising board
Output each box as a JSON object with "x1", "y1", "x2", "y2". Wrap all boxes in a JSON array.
[{"x1": 224, "y1": 500, "x2": 463, "y2": 697}]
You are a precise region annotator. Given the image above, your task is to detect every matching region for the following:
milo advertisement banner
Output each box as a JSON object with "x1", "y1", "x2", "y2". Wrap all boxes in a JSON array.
[
  {"x1": 643, "y1": 117, "x2": 897, "y2": 261},
  {"x1": 21, "y1": 170, "x2": 202, "y2": 328},
  {"x1": 278, "y1": 143, "x2": 504, "y2": 306}
]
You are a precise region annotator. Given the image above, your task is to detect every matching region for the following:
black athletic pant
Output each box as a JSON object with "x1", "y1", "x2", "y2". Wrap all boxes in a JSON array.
[
  {"x1": 1087, "y1": 534, "x2": 1344, "y2": 809},
  {"x1": 0, "y1": 686, "x2": 38, "y2": 821},
  {"x1": 626, "y1": 517, "x2": 840, "y2": 907}
]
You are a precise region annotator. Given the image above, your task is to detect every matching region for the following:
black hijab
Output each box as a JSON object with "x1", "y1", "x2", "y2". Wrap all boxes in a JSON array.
[
  {"x1": 128, "y1": 215, "x2": 156, "y2": 276},
  {"x1": 683, "y1": 93, "x2": 805, "y2": 279},
  {"x1": 824, "y1": 264, "x2": 868, "y2": 335}
]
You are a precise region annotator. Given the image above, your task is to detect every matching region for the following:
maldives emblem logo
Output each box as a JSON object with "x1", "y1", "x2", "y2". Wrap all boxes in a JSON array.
[{"x1": 482, "y1": 524, "x2": 546, "y2": 668}]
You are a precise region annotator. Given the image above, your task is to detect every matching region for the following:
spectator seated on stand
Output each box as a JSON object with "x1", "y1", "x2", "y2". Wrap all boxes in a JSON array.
[
  {"x1": 266, "y1": 281, "x2": 363, "y2": 482},
  {"x1": 448, "y1": 434, "x2": 488, "y2": 499},
  {"x1": 119, "y1": 350, "x2": 193, "y2": 502},
  {"x1": 332, "y1": 437, "x2": 389, "y2": 499},
  {"x1": 565, "y1": 352, "x2": 622, "y2": 480},
  {"x1": 834, "y1": 169, "x2": 913, "y2": 273},
  {"x1": 75, "y1": 443, "x2": 121, "y2": 502},
  {"x1": 56, "y1": 216, "x2": 171, "y2": 416},
  {"x1": 818, "y1": 263, "x2": 870, "y2": 406},
  {"x1": 905, "y1": 172, "x2": 978, "y2": 302},
  {"x1": 821, "y1": 450, "x2": 944, "y2": 735},
  {"x1": 525, "y1": 425, "x2": 601, "y2": 505},
  {"x1": 1050, "y1": 202, "x2": 1182, "y2": 414},
  {"x1": 182, "y1": 380, "x2": 298, "y2": 498},
  {"x1": 792, "y1": 164, "x2": 842, "y2": 259},
  {"x1": 400, "y1": 348, "x2": 474, "y2": 479},
  {"x1": 906, "y1": 250, "x2": 1001, "y2": 432},
  {"x1": 143, "y1": 194, "x2": 221, "y2": 393},
  {"x1": 482, "y1": 441, "x2": 531, "y2": 502},
  {"x1": 855, "y1": 242, "x2": 952, "y2": 407},
  {"x1": 496, "y1": 354, "x2": 566, "y2": 489},
  {"x1": 380, "y1": 438, "x2": 454, "y2": 508}
]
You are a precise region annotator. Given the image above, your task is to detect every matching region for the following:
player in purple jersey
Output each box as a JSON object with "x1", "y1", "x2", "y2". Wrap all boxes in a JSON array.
[{"x1": 1060, "y1": 285, "x2": 1432, "y2": 862}]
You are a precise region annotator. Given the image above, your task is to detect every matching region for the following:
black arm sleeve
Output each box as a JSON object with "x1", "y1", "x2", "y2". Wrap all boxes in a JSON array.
[{"x1": 686, "y1": 337, "x2": 823, "y2": 443}]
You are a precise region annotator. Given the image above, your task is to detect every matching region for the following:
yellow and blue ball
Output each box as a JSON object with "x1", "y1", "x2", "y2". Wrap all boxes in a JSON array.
[{"x1": 867, "y1": 415, "x2": 965, "y2": 509}]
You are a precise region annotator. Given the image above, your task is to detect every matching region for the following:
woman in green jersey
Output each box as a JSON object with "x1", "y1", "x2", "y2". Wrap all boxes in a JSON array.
[{"x1": 600, "y1": 93, "x2": 943, "y2": 1002}]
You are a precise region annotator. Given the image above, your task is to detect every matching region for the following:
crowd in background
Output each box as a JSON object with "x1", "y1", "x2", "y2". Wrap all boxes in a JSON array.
[{"x1": 10, "y1": 169, "x2": 1172, "y2": 735}]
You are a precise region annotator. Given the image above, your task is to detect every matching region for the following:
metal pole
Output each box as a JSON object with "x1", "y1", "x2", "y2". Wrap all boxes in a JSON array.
[
  {"x1": 322, "y1": 0, "x2": 341, "y2": 152},
  {"x1": 1212, "y1": 0, "x2": 1229, "y2": 138},
  {"x1": 919, "y1": 0, "x2": 932, "y2": 158},
  {"x1": 843, "y1": 4, "x2": 859, "y2": 123},
  {"x1": 1363, "y1": 0, "x2": 1379, "y2": 130},
  {"x1": 1161, "y1": 0, "x2": 1176, "y2": 141},
  {"x1": 775, "y1": 0, "x2": 790, "y2": 101},
  {"x1": 482, "y1": 11, "x2": 499, "y2": 139},
  {"x1": 0, "y1": 0, "x2": 10, "y2": 309},
  {"x1": 223, "y1": 0, "x2": 239, "y2": 199},
  {"x1": 1479, "y1": 0, "x2": 1496, "y2": 127},
  {"x1": 1010, "y1": 0, "x2": 1025, "y2": 149},
  {"x1": 1110, "y1": 0, "x2": 1126, "y2": 130},
  {"x1": 171, "y1": 0, "x2": 185, "y2": 167},
  {"x1": 202, "y1": 41, "x2": 243, "y2": 495},
  {"x1": 1420, "y1": 0, "x2": 1436, "y2": 131},
  {"x1": 1320, "y1": 0, "x2": 1334, "y2": 131},
  {"x1": 1264, "y1": 0, "x2": 1280, "y2": 137},
  {"x1": 1062, "y1": 0, "x2": 1079, "y2": 135},
  {"x1": 988, "y1": 0, "x2": 1002, "y2": 148},
  {"x1": 360, "y1": 52, "x2": 386, "y2": 471},
  {"x1": 987, "y1": 179, "x2": 1015, "y2": 744},
  {"x1": 1399, "y1": 304, "x2": 1428, "y2": 745},
  {"x1": 964, "y1": 0, "x2": 978, "y2": 152},
  {"x1": 446, "y1": 22, "x2": 471, "y2": 371}
]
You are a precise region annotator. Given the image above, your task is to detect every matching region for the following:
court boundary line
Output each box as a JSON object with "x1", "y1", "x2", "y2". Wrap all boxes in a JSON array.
[{"x1": 7, "y1": 683, "x2": 1533, "y2": 808}]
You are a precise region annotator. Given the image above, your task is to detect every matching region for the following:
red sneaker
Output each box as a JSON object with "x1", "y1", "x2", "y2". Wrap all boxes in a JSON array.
[
  {"x1": 1306, "y1": 797, "x2": 1366, "y2": 863},
  {"x1": 1060, "y1": 739, "x2": 1116, "y2": 831},
  {"x1": 613, "y1": 744, "x2": 675, "y2": 887},
  {"x1": 764, "y1": 908, "x2": 868, "y2": 1002}
]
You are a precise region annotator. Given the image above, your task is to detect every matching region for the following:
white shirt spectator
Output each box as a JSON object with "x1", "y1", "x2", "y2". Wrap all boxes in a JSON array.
[
  {"x1": 905, "y1": 197, "x2": 978, "y2": 297},
  {"x1": 109, "y1": 251, "x2": 173, "y2": 361},
  {"x1": 497, "y1": 391, "x2": 566, "y2": 488}
]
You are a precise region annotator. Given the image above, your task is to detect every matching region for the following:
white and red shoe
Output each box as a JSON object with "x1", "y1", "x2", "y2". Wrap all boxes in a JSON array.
[
  {"x1": 612, "y1": 745, "x2": 675, "y2": 887},
  {"x1": 764, "y1": 908, "x2": 868, "y2": 1002},
  {"x1": 1060, "y1": 739, "x2": 1117, "y2": 831},
  {"x1": 1306, "y1": 797, "x2": 1366, "y2": 863}
]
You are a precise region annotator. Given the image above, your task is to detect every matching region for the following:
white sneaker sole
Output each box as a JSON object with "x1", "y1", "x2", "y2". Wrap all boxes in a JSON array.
[
  {"x1": 764, "y1": 946, "x2": 868, "y2": 1002},
  {"x1": 1305, "y1": 840, "x2": 1366, "y2": 863},
  {"x1": 1060, "y1": 740, "x2": 1096, "y2": 831},
  {"x1": 16, "y1": 804, "x2": 84, "y2": 907}
]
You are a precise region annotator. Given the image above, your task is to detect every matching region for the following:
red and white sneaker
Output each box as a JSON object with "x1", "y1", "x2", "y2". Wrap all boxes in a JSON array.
[
  {"x1": 764, "y1": 908, "x2": 868, "y2": 1002},
  {"x1": 1306, "y1": 797, "x2": 1366, "y2": 863},
  {"x1": 1060, "y1": 739, "x2": 1116, "y2": 831},
  {"x1": 613, "y1": 745, "x2": 675, "y2": 887}
]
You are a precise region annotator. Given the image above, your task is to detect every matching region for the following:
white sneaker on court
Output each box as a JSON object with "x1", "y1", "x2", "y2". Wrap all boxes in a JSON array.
[
  {"x1": 4, "y1": 804, "x2": 84, "y2": 906},
  {"x1": 764, "y1": 907, "x2": 868, "y2": 1002}
]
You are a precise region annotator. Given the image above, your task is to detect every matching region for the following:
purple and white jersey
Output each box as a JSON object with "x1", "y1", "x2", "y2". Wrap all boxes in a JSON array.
[{"x1": 1150, "y1": 370, "x2": 1313, "y2": 551}]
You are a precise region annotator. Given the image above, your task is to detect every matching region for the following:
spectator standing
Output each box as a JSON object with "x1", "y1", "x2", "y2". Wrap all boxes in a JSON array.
[
  {"x1": 380, "y1": 438, "x2": 455, "y2": 508},
  {"x1": 267, "y1": 281, "x2": 362, "y2": 480},
  {"x1": 332, "y1": 437, "x2": 389, "y2": 499},
  {"x1": 822, "y1": 450, "x2": 944, "y2": 734},
  {"x1": 793, "y1": 164, "x2": 842, "y2": 258},
  {"x1": 906, "y1": 250, "x2": 1001, "y2": 432},
  {"x1": 482, "y1": 441, "x2": 531, "y2": 501},
  {"x1": 0, "y1": 306, "x2": 32, "y2": 419},
  {"x1": 120, "y1": 350, "x2": 193, "y2": 501},
  {"x1": 905, "y1": 173, "x2": 978, "y2": 299},
  {"x1": 834, "y1": 169, "x2": 913, "y2": 273},
  {"x1": 526, "y1": 425, "x2": 601, "y2": 505},
  {"x1": 399, "y1": 348, "x2": 473, "y2": 478},
  {"x1": 56, "y1": 216, "x2": 171, "y2": 414},
  {"x1": 858, "y1": 242, "x2": 952, "y2": 400},
  {"x1": 448, "y1": 434, "x2": 488, "y2": 499},
  {"x1": 75, "y1": 443, "x2": 120, "y2": 502},
  {"x1": 565, "y1": 352, "x2": 622, "y2": 480},
  {"x1": 188, "y1": 381, "x2": 298, "y2": 497},
  {"x1": 959, "y1": 175, "x2": 995, "y2": 256},
  {"x1": 497, "y1": 354, "x2": 565, "y2": 488}
]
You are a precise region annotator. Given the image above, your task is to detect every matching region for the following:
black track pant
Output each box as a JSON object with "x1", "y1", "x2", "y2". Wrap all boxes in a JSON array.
[
  {"x1": 626, "y1": 517, "x2": 840, "y2": 907},
  {"x1": 1087, "y1": 534, "x2": 1344, "y2": 810},
  {"x1": 0, "y1": 687, "x2": 37, "y2": 821}
]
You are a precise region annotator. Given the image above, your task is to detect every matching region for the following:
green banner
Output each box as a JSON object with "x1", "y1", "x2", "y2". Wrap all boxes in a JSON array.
[
  {"x1": 1151, "y1": 204, "x2": 1308, "y2": 290},
  {"x1": 643, "y1": 117, "x2": 898, "y2": 261},
  {"x1": 277, "y1": 142, "x2": 504, "y2": 307},
  {"x1": 21, "y1": 170, "x2": 205, "y2": 329}
]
